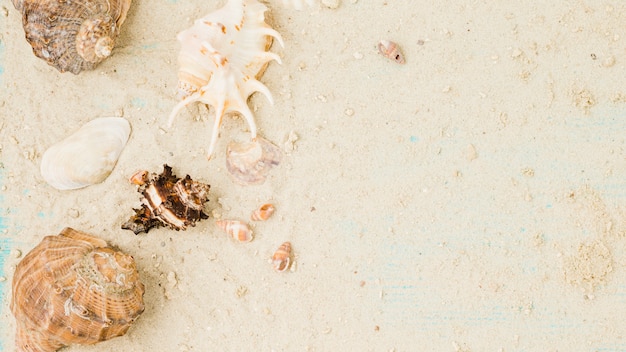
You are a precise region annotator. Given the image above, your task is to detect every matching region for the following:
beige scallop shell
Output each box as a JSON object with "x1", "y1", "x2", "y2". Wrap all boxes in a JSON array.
[
  {"x1": 40, "y1": 117, "x2": 131, "y2": 190},
  {"x1": 10, "y1": 228, "x2": 145, "y2": 352},
  {"x1": 12, "y1": 0, "x2": 132, "y2": 74}
]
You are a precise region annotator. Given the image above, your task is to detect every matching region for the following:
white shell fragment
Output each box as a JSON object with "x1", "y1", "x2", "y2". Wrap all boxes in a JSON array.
[
  {"x1": 40, "y1": 117, "x2": 131, "y2": 190},
  {"x1": 168, "y1": 0, "x2": 284, "y2": 159}
]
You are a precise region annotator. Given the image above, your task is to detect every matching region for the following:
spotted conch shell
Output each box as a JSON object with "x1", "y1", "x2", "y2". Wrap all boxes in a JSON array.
[
  {"x1": 40, "y1": 117, "x2": 131, "y2": 190},
  {"x1": 122, "y1": 164, "x2": 211, "y2": 234},
  {"x1": 11, "y1": 227, "x2": 145, "y2": 352},
  {"x1": 12, "y1": 0, "x2": 132, "y2": 74},
  {"x1": 167, "y1": 0, "x2": 284, "y2": 159}
]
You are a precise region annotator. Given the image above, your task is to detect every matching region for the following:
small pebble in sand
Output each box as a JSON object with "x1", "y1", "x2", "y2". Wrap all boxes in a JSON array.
[
  {"x1": 167, "y1": 271, "x2": 177, "y2": 288},
  {"x1": 466, "y1": 144, "x2": 478, "y2": 161},
  {"x1": 12, "y1": 249, "x2": 22, "y2": 258}
]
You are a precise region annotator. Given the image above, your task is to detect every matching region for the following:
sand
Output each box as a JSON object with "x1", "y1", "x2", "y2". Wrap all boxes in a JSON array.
[{"x1": 2, "y1": 0, "x2": 626, "y2": 350}]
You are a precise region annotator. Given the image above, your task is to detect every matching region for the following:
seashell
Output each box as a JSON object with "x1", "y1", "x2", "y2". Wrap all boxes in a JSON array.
[
  {"x1": 251, "y1": 203, "x2": 275, "y2": 221},
  {"x1": 225, "y1": 136, "x2": 282, "y2": 185},
  {"x1": 167, "y1": 0, "x2": 284, "y2": 159},
  {"x1": 129, "y1": 170, "x2": 149, "y2": 186},
  {"x1": 11, "y1": 227, "x2": 145, "y2": 352},
  {"x1": 216, "y1": 219, "x2": 253, "y2": 243},
  {"x1": 377, "y1": 40, "x2": 405, "y2": 64},
  {"x1": 12, "y1": 0, "x2": 132, "y2": 74},
  {"x1": 40, "y1": 117, "x2": 131, "y2": 190},
  {"x1": 272, "y1": 241, "x2": 292, "y2": 272},
  {"x1": 122, "y1": 164, "x2": 211, "y2": 234}
]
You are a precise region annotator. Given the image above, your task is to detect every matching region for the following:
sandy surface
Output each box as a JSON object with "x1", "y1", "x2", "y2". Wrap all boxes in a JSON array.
[{"x1": 2, "y1": 0, "x2": 626, "y2": 350}]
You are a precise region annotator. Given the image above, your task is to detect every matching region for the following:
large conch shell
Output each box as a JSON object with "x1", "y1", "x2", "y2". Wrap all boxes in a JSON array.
[
  {"x1": 12, "y1": 0, "x2": 132, "y2": 74},
  {"x1": 40, "y1": 117, "x2": 131, "y2": 190},
  {"x1": 11, "y1": 227, "x2": 145, "y2": 352},
  {"x1": 167, "y1": 0, "x2": 284, "y2": 159}
]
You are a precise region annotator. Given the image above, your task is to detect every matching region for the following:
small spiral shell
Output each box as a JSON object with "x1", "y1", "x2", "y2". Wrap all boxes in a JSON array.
[
  {"x1": 377, "y1": 40, "x2": 405, "y2": 64},
  {"x1": 216, "y1": 220, "x2": 253, "y2": 243},
  {"x1": 129, "y1": 170, "x2": 149, "y2": 186},
  {"x1": 272, "y1": 242, "x2": 292, "y2": 272},
  {"x1": 251, "y1": 203, "x2": 275, "y2": 221}
]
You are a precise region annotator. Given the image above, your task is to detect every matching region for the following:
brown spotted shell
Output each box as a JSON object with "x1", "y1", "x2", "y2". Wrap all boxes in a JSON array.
[
  {"x1": 122, "y1": 164, "x2": 211, "y2": 234},
  {"x1": 10, "y1": 228, "x2": 145, "y2": 352},
  {"x1": 12, "y1": 0, "x2": 132, "y2": 74}
]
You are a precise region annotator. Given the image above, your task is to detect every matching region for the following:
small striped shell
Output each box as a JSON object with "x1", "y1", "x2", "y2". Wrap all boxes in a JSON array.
[
  {"x1": 12, "y1": 0, "x2": 132, "y2": 74},
  {"x1": 272, "y1": 242, "x2": 292, "y2": 272},
  {"x1": 216, "y1": 220, "x2": 253, "y2": 243},
  {"x1": 10, "y1": 228, "x2": 145, "y2": 352},
  {"x1": 251, "y1": 203, "x2": 275, "y2": 221},
  {"x1": 377, "y1": 40, "x2": 405, "y2": 64},
  {"x1": 129, "y1": 170, "x2": 149, "y2": 186},
  {"x1": 167, "y1": 0, "x2": 284, "y2": 159}
]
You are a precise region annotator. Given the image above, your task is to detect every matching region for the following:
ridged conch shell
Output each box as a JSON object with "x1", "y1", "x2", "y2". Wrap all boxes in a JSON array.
[
  {"x1": 11, "y1": 227, "x2": 145, "y2": 352},
  {"x1": 167, "y1": 0, "x2": 284, "y2": 159},
  {"x1": 40, "y1": 117, "x2": 131, "y2": 190},
  {"x1": 122, "y1": 164, "x2": 211, "y2": 234},
  {"x1": 12, "y1": 0, "x2": 132, "y2": 74},
  {"x1": 216, "y1": 219, "x2": 253, "y2": 243},
  {"x1": 251, "y1": 203, "x2": 275, "y2": 221},
  {"x1": 272, "y1": 241, "x2": 292, "y2": 272},
  {"x1": 225, "y1": 137, "x2": 282, "y2": 185}
]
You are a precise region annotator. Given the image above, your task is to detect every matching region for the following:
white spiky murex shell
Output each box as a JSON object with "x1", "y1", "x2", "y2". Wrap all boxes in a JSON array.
[
  {"x1": 40, "y1": 117, "x2": 131, "y2": 190},
  {"x1": 167, "y1": 0, "x2": 284, "y2": 159}
]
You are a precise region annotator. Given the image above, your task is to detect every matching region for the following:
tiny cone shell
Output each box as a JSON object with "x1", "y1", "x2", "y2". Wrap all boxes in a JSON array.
[
  {"x1": 272, "y1": 242, "x2": 292, "y2": 272},
  {"x1": 251, "y1": 203, "x2": 275, "y2": 221},
  {"x1": 377, "y1": 40, "x2": 405, "y2": 64},
  {"x1": 216, "y1": 220, "x2": 253, "y2": 242},
  {"x1": 129, "y1": 170, "x2": 148, "y2": 185}
]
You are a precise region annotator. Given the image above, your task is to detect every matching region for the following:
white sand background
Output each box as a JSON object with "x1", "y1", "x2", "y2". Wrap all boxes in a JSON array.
[{"x1": 1, "y1": 0, "x2": 626, "y2": 350}]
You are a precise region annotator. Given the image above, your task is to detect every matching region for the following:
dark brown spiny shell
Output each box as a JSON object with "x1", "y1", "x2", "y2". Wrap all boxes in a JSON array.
[
  {"x1": 122, "y1": 164, "x2": 211, "y2": 234},
  {"x1": 12, "y1": 0, "x2": 132, "y2": 74},
  {"x1": 11, "y1": 228, "x2": 145, "y2": 352}
]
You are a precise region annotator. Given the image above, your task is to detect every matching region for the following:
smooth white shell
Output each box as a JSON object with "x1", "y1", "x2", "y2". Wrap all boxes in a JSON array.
[{"x1": 40, "y1": 117, "x2": 131, "y2": 190}]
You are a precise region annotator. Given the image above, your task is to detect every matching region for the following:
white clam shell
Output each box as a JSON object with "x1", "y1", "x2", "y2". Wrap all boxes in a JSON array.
[{"x1": 40, "y1": 117, "x2": 131, "y2": 190}]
